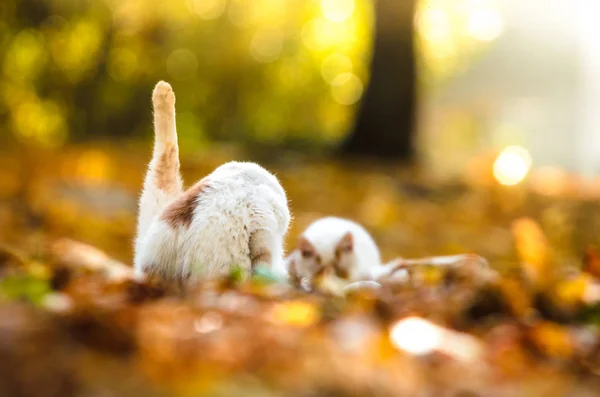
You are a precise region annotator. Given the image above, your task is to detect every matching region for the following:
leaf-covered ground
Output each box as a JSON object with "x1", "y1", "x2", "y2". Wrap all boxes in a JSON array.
[{"x1": 3, "y1": 145, "x2": 600, "y2": 397}]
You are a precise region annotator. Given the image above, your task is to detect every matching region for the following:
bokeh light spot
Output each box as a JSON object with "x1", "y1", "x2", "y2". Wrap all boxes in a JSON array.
[
  {"x1": 301, "y1": 18, "x2": 326, "y2": 50},
  {"x1": 321, "y1": 0, "x2": 355, "y2": 23},
  {"x1": 493, "y1": 146, "x2": 532, "y2": 186},
  {"x1": 166, "y1": 49, "x2": 199, "y2": 80},
  {"x1": 194, "y1": 312, "x2": 223, "y2": 333},
  {"x1": 108, "y1": 48, "x2": 138, "y2": 82},
  {"x1": 321, "y1": 53, "x2": 353, "y2": 84},
  {"x1": 250, "y1": 28, "x2": 284, "y2": 63},
  {"x1": 189, "y1": 0, "x2": 227, "y2": 20},
  {"x1": 416, "y1": 6, "x2": 451, "y2": 42},
  {"x1": 330, "y1": 73, "x2": 363, "y2": 105},
  {"x1": 13, "y1": 98, "x2": 66, "y2": 148},
  {"x1": 270, "y1": 301, "x2": 319, "y2": 327},
  {"x1": 390, "y1": 317, "x2": 443, "y2": 355},
  {"x1": 75, "y1": 149, "x2": 112, "y2": 185},
  {"x1": 467, "y1": 8, "x2": 504, "y2": 42},
  {"x1": 3, "y1": 30, "x2": 46, "y2": 83},
  {"x1": 227, "y1": 0, "x2": 251, "y2": 27}
]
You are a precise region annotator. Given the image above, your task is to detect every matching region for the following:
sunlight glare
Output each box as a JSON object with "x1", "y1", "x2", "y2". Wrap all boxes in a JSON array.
[
  {"x1": 493, "y1": 146, "x2": 532, "y2": 186},
  {"x1": 389, "y1": 317, "x2": 442, "y2": 355},
  {"x1": 467, "y1": 8, "x2": 504, "y2": 42},
  {"x1": 416, "y1": 7, "x2": 451, "y2": 42},
  {"x1": 321, "y1": 0, "x2": 355, "y2": 23},
  {"x1": 301, "y1": 17, "x2": 349, "y2": 50}
]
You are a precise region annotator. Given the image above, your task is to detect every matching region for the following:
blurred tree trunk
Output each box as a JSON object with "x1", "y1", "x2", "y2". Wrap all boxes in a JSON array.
[{"x1": 341, "y1": 0, "x2": 417, "y2": 162}]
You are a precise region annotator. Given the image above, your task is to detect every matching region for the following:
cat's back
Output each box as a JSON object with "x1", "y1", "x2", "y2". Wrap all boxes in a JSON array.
[
  {"x1": 196, "y1": 161, "x2": 288, "y2": 223},
  {"x1": 163, "y1": 161, "x2": 288, "y2": 278},
  {"x1": 160, "y1": 161, "x2": 286, "y2": 239}
]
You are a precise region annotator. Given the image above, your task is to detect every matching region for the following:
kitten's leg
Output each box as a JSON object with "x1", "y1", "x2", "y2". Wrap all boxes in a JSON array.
[
  {"x1": 376, "y1": 254, "x2": 495, "y2": 284},
  {"x1": 135, "y1": 81, "x2": 183, "y2": 253},
  {"x1": 343, "y1": 281, "x2": 382, "y2": 294},
  {"x1": 371, "y1": 258, "x2": 410, "y2": 283}
]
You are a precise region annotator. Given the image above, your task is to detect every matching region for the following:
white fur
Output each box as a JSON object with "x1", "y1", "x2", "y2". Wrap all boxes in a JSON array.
[
  {"x1": 287, "y1": 216, "x2": 382, "y2": 281},
  {"x1": 287, "y1": 217, "x2": 492, "y2": 289},
  {"x1": 135, "y1": 82, "x2": 182, "y2": 244},
  {"x1": 286, "y1": 216, "x2": 411, "y2": 286},
  {"x1": 134, "y1": 82, "x2": 290, "y2": 284}
]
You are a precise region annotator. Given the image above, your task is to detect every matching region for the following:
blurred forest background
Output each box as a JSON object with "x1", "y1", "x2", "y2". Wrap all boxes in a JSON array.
[
  {"x1": 2, "y1": 0, "x2": 600, "y2": 269},
  {"x1": 0, "y1": 0, "x2": 379, "y2": 150}
]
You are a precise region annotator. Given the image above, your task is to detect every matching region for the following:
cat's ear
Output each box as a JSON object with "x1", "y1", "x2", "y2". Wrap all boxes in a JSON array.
[
  {"x1": 336, "y1": 232, "x2": 354, "y2": 254},
  {"x1": 299, "y1": 236, "x2": 316, "y2": 258}
]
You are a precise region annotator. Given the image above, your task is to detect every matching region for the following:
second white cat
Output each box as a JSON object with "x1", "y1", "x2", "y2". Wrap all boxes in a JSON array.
[
  {"x1": 286, "y1": 216, "x2": 492, "y2": 292},
  {"x1": 285, "y1": 217, "x2": 400, "y2": 289}
]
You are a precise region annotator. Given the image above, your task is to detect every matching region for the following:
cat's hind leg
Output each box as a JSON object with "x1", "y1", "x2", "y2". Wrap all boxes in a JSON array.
[
  {"x1": 135, "y1": 81, "x2": 184, "y2": 255},
  {"x1": 249, "y1": 228, "x2": 288, "y2": 280}
]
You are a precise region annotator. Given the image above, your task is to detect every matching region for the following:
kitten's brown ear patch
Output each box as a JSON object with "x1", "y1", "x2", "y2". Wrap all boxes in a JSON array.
[
  {"x1": 161, "y1": 179, "x2": 209, "y2": 228},
  {"x1": 155, "y1": 144, "x2": 180, "y2": 193},
  {"x1": 299, "y1": 236, "x2": 316, "y2": 258},
  {"x1": 336, "y1": 232, "x2": 354, "y2": 254}
]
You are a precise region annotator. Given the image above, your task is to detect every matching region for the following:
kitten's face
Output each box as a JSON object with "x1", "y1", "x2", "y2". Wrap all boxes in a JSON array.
[
  {"x1": 331, "y1": 232, "x2": 355, "y2": 279},
  {"x1": 293, "y1": 232, "x2": 355, "y2": 283}
]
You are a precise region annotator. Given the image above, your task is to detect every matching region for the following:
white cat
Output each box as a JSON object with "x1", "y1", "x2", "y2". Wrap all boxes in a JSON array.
[
  {"x1": 286, "y1": 216, "x2": 493, "y2": 292},
  {"x1": 285, "y1": 217, "x2": 399, "y2": 289},
  {"x1": 134, "y1": 81, "x2": 291, "y2": 285}
]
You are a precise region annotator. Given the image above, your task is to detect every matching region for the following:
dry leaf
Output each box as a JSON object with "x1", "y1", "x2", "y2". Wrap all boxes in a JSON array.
[
  {"x1": 583, "y1": 246, "x2": 600, "y2": 280},
  {"x1": 529, "y1": 322, "x2": 574, "y2": 360},
  {"x1": 512, "y1": 217, "x2": 552, "y2": 288}
]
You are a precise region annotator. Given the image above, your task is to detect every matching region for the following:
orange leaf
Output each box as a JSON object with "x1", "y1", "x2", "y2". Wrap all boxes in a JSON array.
[
  {"x1": 583, "y1": 246, "x2": 600, "y2": 279},
  {"x1": 511, "y1": 217, "x2": 551, "y2": 287},
  {"x1": 529, "y1": 322, "x2": 574, "y2": 359}
]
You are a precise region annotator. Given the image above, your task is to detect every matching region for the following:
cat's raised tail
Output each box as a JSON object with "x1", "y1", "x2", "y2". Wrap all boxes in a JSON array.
[{"x1": 135, "y1": 81, "x2": 184, "y2": 254}]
